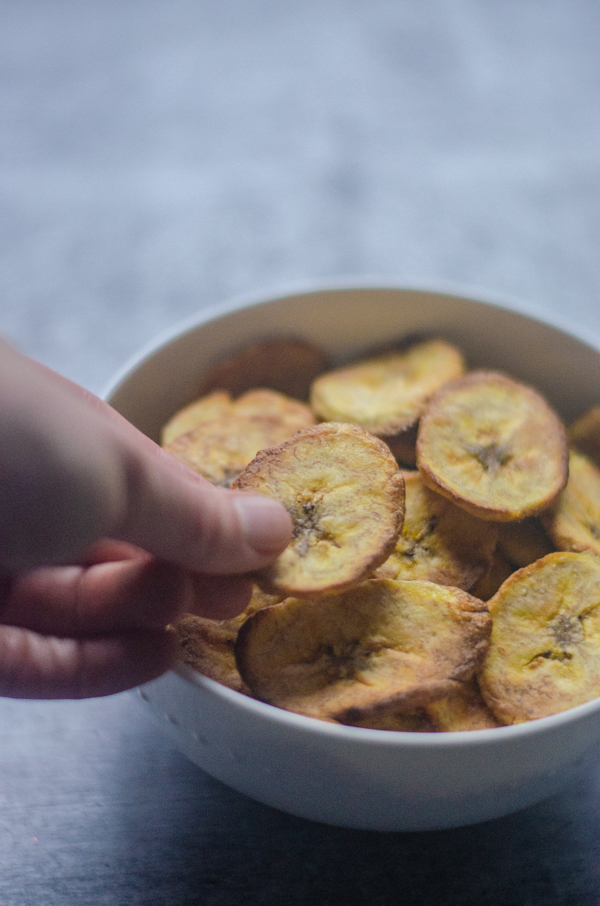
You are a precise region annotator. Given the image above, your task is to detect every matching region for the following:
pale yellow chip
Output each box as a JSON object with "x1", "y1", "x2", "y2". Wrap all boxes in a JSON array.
[
  {"x1": 376, "y1": 470, "x2": 497, "y2": 591},
  {"x1": 542, "y1": 449, "x2": 600, "y2": 558},
  {"x1": 310, "y1": 338, "x2": 465, "y2": 444},
  {"x1": 161, "y1": 391, "x2": 231, "y2": 445},
  {"x1": 162, "y1": 388, "x2": 314, "y2": 447},
  {"x1": 235, "y1": 578, "x2": 491, "y2": 723},
  {"x1": 568, "y1": 406, "x2": 600, "y2": 469},
  {"x1": 163, "y1": 390, "x2": 315, "y2": 487},
  {"x1": 233, "y1": 423, "x2": 405, "y2": 596},
  {"x1": 479, "y1": 551, "x2": 600, "y2": 723},
  {"x1": 417, "y1": 371, "x2": 568, "y2": 521}
]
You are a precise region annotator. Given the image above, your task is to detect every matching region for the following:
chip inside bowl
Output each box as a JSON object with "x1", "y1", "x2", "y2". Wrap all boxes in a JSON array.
[
  {"x1": 479, "y1": 551, "x2": 600, "y2": 724},
  {"x1": 416, "y1": 370, "x2": 569, "y2": 522},
  {"x1": 235, "y1": 578, "x2": 492, "y2": 724},
  {"x1": 156, "y1": 321, "x2": 600, "y2": 735}
]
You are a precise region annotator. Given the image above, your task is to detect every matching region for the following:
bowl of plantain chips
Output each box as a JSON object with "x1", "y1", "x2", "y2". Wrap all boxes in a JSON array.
[{"x1": 105, "y1": 281, "x2": 600, "y2": 831}]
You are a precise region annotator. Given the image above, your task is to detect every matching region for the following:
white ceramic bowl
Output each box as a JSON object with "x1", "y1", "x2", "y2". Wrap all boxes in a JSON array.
[{"x1": 105, "y1": 283, "x2": 600, "y2": 832}]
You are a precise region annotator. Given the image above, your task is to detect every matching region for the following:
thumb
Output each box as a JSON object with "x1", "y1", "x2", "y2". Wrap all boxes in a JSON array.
[{"x1": 114, "y1": 446, "x2": 293, "y2": 575}]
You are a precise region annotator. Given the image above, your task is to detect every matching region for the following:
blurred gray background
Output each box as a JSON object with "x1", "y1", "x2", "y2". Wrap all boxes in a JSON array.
[{"x1": 2, "y1": 0, "x2": 600, "y2": 394}]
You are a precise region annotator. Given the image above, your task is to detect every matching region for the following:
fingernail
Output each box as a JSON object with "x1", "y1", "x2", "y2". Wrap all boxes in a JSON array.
[{"x1": 233, "y1": 495, "x2": 292, "y2": 555}]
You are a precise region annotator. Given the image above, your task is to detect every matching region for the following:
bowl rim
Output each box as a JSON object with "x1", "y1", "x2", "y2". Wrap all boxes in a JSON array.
[
  {"x1": 102, "y1": 276, "x2": 600, "y2": 402},
  {"x1": 108, "y1": 277, "x2": 600, "y2": 746}
]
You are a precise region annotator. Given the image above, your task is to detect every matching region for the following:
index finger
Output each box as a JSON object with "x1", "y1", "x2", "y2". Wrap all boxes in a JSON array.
[{"x1": 0, "y1": 342, "x2": 292, "y2": 574}]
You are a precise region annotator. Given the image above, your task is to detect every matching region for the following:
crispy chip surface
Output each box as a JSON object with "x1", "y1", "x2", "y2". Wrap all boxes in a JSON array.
[
  {"x1": 542, "y1": 450, "x2": 600, "y2": 558},
  {"x1": 310, "y1": 338, "x2": 465, "y2": 440},
  {"x1": 161, "y1": 391, "x2": 231, "y2": 445},
  {"x1": 376, "y1": 470, "x2": 497, "y2": 590},
  {"x1": 233, "y1": 423, "x2": 405, "y2": 596},
  {"x1": 479, "y1": 551, "x2": 600, "y2": 723},
  {"x1": 163, "y1": 390, "x2": 315, "y2": 486},
  {"x1": 173, "y1": 613, "x2": 248, "y2": 692},
  {"x1": 200, "y1": 337, "x2": 329, "y2": 400},
  {"x1": 417, "y1": 371, "x2": 568, "y2": 521},
  {"x1": 235, "y1": 578, "x2": 491, "y2": 723},
  {"x1": 171, "y1": 587, "x2": 281, "y2": 692},
  {"x1": 568, "y1": 406, "x2": 600, "y2": 469}
]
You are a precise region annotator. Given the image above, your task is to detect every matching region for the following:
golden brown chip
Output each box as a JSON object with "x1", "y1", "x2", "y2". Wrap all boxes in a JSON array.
[
  {"x1": 171, "y1": 587, "x2": 281, "y2": 693},
  {"x1": 470, "y1": 549, "x2": 514, "y2": 601},
  {"x1": 479, "y1": 551, "x2": 600, "y2": 723},
  {"x1": 542, "y1": 450, "x2": 600, "y2": 558},
  {"x1": 162, "y1": 388, "x2": 314, "y2": 447},
  {"x1": 233, "y1": 423, "x2": 405, "y2": 596},
  {"x1": 230, "y1": 389, "x2": 315, "y2": 425},
  {"x1": 375, "y1": 470, "x2": 497, "y2": 591},
  {"x1": 310, "y1": 338, "x2": 465, "y2": 446},
  {"x1": 417, "y1": 371, "x2": 568, "y2": 522},
  {"x1": 161, "y1": 391, "x2": 231, "y2": 445},
  {"x1": 496, "y1": 517, "x2": 554, "y2": 568},
  {"x1": 163, "y1": 390, "x2": 315, "y2": 487},
  {"x1": 200, "y1": 337, "x2": 329, "y2": 401},
  {"x1": 425, "y1": 677, "x2": 503, "y2": 731},
  {"x1": 235, "y1": 578, "x2": 491, "y2": 723},
  {"x1": 568, "y1": 406, "x2": 600, "y2": 469}
]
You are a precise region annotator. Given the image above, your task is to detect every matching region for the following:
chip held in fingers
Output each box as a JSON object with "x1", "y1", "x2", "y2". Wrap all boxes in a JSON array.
[
  {"x1": 417, "y1": 371, "x2": 569, "y2": 521},
  {"x1": 232, "y1": 422, "x2": 405, "y2": 597},
  {"x1": 235, "y1": 578, "x2": 492, "y2": 723}
]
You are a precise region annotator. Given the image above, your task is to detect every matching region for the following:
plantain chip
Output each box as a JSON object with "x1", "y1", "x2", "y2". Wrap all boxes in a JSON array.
[
  {"x1": 199, "y1": 337, "x2": 329, "y2": 401},
  {"x1": 170, "y1": 587, "x2": 281, "y2": 693},
  {"x1": 425, "y1": 677, "x2": 503, "y2": 731},
  {"x1": 235, "y1": 578, "x2": 491, "y2": 723},
  {"x1": 568, "y1": 406, "x2": 600, "y2": 469},
  {"x1": 542, "y1": 449, "x2": 600, "y2": 558},
  {"x1": 479, "y1": 551, "x2": 600, "y2": 723},
  {"x1": 417, "y1": 371, "x2": 568, "y2": 522},
  {"x1": 496, "y1": 517, "x2": 554, "y2": 568},
  {"x1": 163, "y1": 390, "x2": 315, "y2": 487},
  {"x1": 233, "y1": 423, "x2": 405, "y2": 596},
  {"x1": 310, "y1": 338, "x2": 465, "y2": 449},
  {"x1": 376, "y1": 470, "x2": 497, "y2": 591},
  {"x1": 162, "y1": 391, "x2": 231, "y2": 445}
]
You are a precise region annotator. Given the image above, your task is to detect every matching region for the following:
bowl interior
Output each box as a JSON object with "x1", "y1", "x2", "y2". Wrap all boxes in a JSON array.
[{"x1": 106, "y1": 285, "x2": 600, "y2": 442}]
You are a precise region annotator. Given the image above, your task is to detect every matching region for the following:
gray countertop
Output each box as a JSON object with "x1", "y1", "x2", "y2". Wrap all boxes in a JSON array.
[{"x1": 2, "y1": 2, "x2": 600, "y2": 903}]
